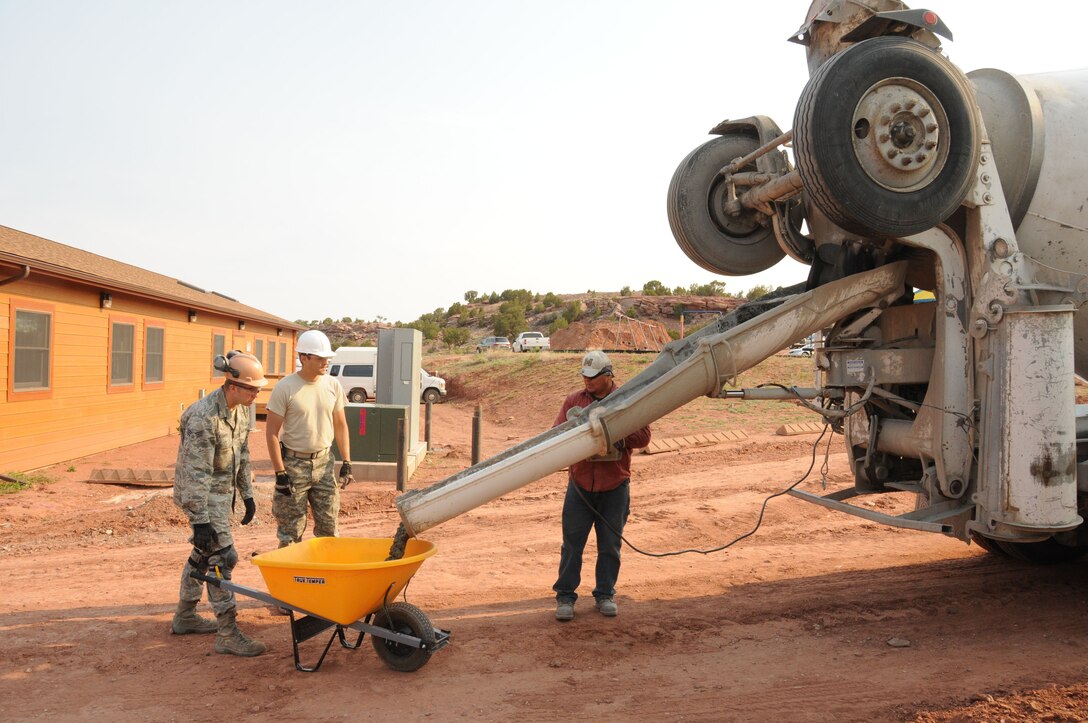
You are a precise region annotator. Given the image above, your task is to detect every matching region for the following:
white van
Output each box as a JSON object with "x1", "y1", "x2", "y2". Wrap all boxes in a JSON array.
[
  {"x1": 328, "y1": 346, "x2": 447, "y2": 404},
  {"x1": 328, "y1": 347, "x2": 377, "y2": 403}
]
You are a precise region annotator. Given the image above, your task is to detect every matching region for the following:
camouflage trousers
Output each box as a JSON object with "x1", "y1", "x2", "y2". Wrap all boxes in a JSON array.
[
  {"x1": 178, "y1": 544, "x2": 238, "y2": 616},
  {"x1": 272, "y1": 453, "x2": 340, "y2": 547}
]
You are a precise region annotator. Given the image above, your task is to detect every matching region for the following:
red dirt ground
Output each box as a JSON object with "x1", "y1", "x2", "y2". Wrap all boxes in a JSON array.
[{"x1": 3, "y1": 359, "x2": 1088, "y2": 721}]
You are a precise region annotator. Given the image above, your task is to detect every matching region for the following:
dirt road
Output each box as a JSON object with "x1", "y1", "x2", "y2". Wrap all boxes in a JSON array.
[{"x1": 3, "y1": 376, "x2": 1088, "y2": 721}]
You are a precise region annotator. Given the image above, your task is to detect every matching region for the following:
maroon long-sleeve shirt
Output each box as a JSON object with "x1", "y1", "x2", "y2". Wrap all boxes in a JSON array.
[{"x1": 553, "y1": 385, "x2": 651, "y2": 493}]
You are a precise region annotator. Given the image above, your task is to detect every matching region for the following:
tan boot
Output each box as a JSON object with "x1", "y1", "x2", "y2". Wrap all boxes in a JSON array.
[
  {"x1": 214, "y1": 610, "x2": 267, "y2": 657},
  {"x1": 171, "y1": 601, "x2": 217, "y2": 635}
]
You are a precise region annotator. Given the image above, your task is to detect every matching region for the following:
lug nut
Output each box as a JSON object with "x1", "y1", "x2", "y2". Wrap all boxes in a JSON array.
[
  {"x1": 926, "y1": 123, "x2": 938, "y2": 133},
  {"x1": 915, "y1": 153, "x2": 927, "y2": 162},
  {"x1": 918, "y1": 107, "x2": 931, "y2": 117},
  {"x1": 924, "y1": 140, "x2": 937, "y2": 150},
  {"x1": 887, "y1": 149, "x2": 899, "y2": 159},
  {"x1": 890, "y1": 102, "x2": 901, "y2": 113},
  {"x1": 901, "y1": 156, "x2": 913, "y2": 165},
  {"x1": 905, "y1": 99, "x2": 916, "y2": 110},
  {"x1": 879, "y1": 133, "x2": 890, "y2": 143}
]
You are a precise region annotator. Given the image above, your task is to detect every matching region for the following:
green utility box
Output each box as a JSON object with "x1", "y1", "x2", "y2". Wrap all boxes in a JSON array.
[{"x1": 335, "y1": 403, "x2": 406, "y2": 463}]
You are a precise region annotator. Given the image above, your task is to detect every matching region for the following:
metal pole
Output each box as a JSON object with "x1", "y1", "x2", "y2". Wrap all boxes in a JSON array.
[
  {"x1": 471, "y1": 405, "x2": 482, "y2": 465},
  {"x1": 424, "y1": 400, "x2": 432, "y2": 452},
  {"x1": 396, "y1": 416, "x2": 406, "y2": 492}
]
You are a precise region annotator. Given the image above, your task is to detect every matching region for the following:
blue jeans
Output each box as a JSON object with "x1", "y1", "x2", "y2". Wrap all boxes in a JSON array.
[{"x1": 553, "y1": 478, "x2": 630, "y2": 603}]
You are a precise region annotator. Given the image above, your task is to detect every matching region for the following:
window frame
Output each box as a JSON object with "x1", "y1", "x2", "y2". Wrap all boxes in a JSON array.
[
  {"x1": 211, "y1": 329, "x2": 227, "y2": 380},
  {"x1": 143, "y1": 322, "x2": 165, "y2": 390},
  {"x1": 7, "y1": 299, "x2": 55, "y2": 402},
  {"x1": 107, "y1": 315, "x2": 138, "y2": 393}
]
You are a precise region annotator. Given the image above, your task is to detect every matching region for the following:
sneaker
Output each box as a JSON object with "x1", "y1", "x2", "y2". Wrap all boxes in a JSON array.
[
  {"x1": 595, "y1": 597, "x2": 618, "y2": 617},
  {"x1": 555, "y1": 600, "x2": 575, "y2": 621}
]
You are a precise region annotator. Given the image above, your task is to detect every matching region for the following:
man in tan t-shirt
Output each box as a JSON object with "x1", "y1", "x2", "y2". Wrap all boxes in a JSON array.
[{"x1": 265, "y1": 330, "x2": 353, "y2": 547}]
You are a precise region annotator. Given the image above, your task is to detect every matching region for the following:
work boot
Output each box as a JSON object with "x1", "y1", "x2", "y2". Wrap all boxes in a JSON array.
[
  {"x1": 171, "y1": 601, "x2": 217, "y2": 635},
  {"x1": 215, "y1": 610, "x2": 267, "y2": 657},
  {"x1": 595, "y1": 597, "x2": 618, "y2": 617},
  {"x1": 555, "y1": 600, "x2": 575, "y2": 622}
]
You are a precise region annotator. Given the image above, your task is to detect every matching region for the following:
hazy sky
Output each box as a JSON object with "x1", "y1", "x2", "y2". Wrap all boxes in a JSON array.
[{"x1": 1, "y1": 1, "x2": 1084, "y2": 323}]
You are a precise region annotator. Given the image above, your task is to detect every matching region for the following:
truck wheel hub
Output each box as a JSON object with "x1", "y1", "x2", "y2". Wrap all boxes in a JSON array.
[{"x1": 851, "y1": 78, "x2": 947, "y2": 191}]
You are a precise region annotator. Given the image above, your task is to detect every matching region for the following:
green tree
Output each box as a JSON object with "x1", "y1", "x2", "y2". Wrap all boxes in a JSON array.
[
  {"x1": 405, "y1": 319, "x2": 440, "y2": 340},
  {"x1": 340, "y1": 316, "x2": 351, "y2": 323},
  {"x1": 464, "y1": 290, "x2": 478, "y2": 303},
  {"x1": 642, "y1": 280, "x2": 669, "y2": 296},
  {"x1": 549, "y1": 316, "x2": 569, "y2": 335},
  {"x1": 321, "y1": 317, "x2": 334, "y2": 325},
  {"x1": 441, "y1": 327, "x2": 470, "y2": 349},
  {"x1": 688, "y1": 280, "x2": 727, "y2": 296},
  {"x1": 745, "y1": 284, "x2": 772, "y2": 300},
  {"x1": 447, "y1": 301, "x2": 464, "y2": 318},
  {"x1": 493, "y1": 301, "x2": 529, "y2": 338},
  {"x1": 620, "y1": 285, "x2": 632, "y2": 296},
  {"x1": 562, "y1": 300, "x2": 583, "y2": 323}
]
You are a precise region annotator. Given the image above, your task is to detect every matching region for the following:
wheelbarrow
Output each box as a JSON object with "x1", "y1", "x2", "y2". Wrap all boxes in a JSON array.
[{"x1": 194, "y1": 536, "x2": 449, "y2": 672}]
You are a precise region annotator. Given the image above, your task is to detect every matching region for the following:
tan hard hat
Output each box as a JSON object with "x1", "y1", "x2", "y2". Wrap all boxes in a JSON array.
[
  {"x1": 221, "y1": 351, "x2": 268, "y2": 388},
  {"x1": 581, "y1": 350, "x2": 613, "y2": 378}
]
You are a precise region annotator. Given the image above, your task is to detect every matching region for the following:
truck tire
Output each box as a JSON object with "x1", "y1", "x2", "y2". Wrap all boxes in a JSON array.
[
  {"x1": 667, "y1": 133, "x2": 785, "y2": 275},
  {"x1": 793, "y1": 37, "x2": 979, "y2": 238},
  {"x1": 371, "y1": 602, "x2": 436, "y2": 672},
  {"x1": 994, "y1": 538, "x2": 1087, "y2": 563},
  {"x1": 348, "y1": 388, "x2": 367, "y2": 403},
  {"x1": 422, "y1": 388, "x2": 441, "y2": 405}
]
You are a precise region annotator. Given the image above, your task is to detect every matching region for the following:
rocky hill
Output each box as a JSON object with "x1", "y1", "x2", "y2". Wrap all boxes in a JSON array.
[{"x1": 309, "y1": 292, "x2": 747, "y2": 350}]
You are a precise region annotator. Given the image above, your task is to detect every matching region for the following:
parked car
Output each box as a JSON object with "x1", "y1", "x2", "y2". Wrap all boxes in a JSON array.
[
  {"x1": 512, "y1": 331, "x2": 550, "y2": 352},
  {"x1": 787, "y1": 345, "x2": 814, "y2": 358},
  {"x1": 476, "y1": 336, "x2": 512, "y2": 353}
]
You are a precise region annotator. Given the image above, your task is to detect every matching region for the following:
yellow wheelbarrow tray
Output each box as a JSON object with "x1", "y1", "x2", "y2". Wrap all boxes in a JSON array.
[{"x1": 194, "y1": 537, "x2": 449, "y2": 673}]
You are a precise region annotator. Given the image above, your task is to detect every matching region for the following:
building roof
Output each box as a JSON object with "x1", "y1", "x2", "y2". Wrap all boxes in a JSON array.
[{"x1": 0, "y1": 224, "x2": 302, "y2": 330}]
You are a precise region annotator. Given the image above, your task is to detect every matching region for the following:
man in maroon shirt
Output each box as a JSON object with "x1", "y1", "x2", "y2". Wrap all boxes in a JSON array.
[{"x1": 553, "y1": 351, "x2": 651, "y2": 621}]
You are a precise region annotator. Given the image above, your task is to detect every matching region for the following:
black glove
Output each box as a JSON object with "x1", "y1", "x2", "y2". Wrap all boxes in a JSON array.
[
  {"x1": 192, "y1": 522, "x2": 218, "y2": 552},
  {"x1": 338, "y1": 461, "x2": 354, "y2": 489},
  {"x1": 275, "y1": 471, "x2": 291, "y2": 496},
  {"x1": 241, "y1": 497, "x2": 256, "y2": 525},
  {"x1": 613, "y1": 439, "x2": 626, "y2": 450}
]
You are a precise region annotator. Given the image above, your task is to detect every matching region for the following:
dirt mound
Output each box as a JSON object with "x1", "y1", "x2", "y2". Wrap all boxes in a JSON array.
[{"x1": 550, "y1": 317, "x2": 670, "y2": 352}]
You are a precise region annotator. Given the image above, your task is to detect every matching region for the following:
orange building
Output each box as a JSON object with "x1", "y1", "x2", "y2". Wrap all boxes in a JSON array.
[{"x1": 1, "y1": 225, "x2": 303, "y2": 472}]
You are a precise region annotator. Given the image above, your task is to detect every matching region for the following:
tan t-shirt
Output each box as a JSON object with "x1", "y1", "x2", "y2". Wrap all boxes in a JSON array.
[{"x1": 266, "y1": 373, "x2": 346, "y2": 454}]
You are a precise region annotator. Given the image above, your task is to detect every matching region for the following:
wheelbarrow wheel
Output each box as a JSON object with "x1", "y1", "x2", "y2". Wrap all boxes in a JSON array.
[{"x1": 371, "y1": 602, "x2": 436, "y2": 672}]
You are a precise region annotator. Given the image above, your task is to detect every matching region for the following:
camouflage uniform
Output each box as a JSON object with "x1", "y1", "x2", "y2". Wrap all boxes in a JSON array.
[
  {"x1": 173, "y1": 387, "x2": 253, "y2": 619},
  {"x1": 273, "y1": 452, "x2": 339, "y2": 545}
]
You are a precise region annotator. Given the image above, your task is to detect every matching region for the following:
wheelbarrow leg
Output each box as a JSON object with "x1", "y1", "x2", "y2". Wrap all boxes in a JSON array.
[{"x1": 289, "y1": 612, "x2": 340, "y2": 673}]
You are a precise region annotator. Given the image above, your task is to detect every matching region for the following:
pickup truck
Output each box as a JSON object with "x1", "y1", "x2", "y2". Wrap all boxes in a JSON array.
[{"x1": 512, "y1": 331, "x2": 550, "y2": 352}]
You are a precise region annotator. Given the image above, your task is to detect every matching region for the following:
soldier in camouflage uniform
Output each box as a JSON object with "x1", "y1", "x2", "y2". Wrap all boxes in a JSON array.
[
  {"x1": 172, "y1": 351, "x2": 268, "y2": 657},
  {"x1": 265, "y1": 330, "x2": 353, "y2": 551}
]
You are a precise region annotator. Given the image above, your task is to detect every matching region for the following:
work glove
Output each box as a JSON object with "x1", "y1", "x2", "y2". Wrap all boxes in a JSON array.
[
  {"x1": 241, "y1": 497, "x2": 256, "y2": 525},
  {"x1": 339, "y1": 461, "x2": 354, "y2": 490},
  {"x1": 191, "y1": 522, "x2": 219, "y2": 552},
  {"x1": 275, "y1": 471, "x2": 292, "y2": 497}
]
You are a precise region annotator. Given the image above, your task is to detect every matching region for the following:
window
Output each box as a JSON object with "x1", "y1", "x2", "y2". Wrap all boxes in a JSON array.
[
  {"x1": 279, "y1": 343, "x2": 287, "y2": 375},
  {"x1": 109, "y1": 320, "x2": 136, "y2": 387},
  {"x1": 212, "y1": 332, "x2": 226, "y2": 377},
  {"x1": 254, "y1": 338, "x2": 264, "y2": 366},
  {"x1": 329, "y1": 364, "x2": 341, "y2": 376},
  {"x1": 144, "y1": 325, "x2": 164, "y2": 386},
  {"x1": 343, "y1": 364, "x2": 374, "y2": 378},
  {"x1": 12, "y1": 307, "x2": 52, "y2": 395},
  {"x1": 267, "y1": 341, "x2": 277, "y2": 374}
]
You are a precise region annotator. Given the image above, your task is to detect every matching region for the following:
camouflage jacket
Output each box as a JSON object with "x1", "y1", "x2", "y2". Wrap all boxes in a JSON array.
[{"x1": 173, "y1": 387, "x2": 253, "y2": 527}]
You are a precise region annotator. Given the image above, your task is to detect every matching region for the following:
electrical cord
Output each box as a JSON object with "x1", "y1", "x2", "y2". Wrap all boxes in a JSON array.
[{"x1": 571, "y1": 422, "x2": 834, "y2": 558}]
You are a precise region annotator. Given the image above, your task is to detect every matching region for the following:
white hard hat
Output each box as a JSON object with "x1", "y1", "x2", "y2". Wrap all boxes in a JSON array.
[
  {"x1": 581, "y1": 350, "x2": 613, "y2": 378},
  {"x1": 295, "y1": 329, "x2": 335, "y2": 358}
]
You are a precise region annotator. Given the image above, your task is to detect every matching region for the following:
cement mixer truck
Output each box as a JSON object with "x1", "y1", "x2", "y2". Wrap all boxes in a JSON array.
[{"x1": 393, "y1": 0, "x2": 1088, "y2": 564}]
